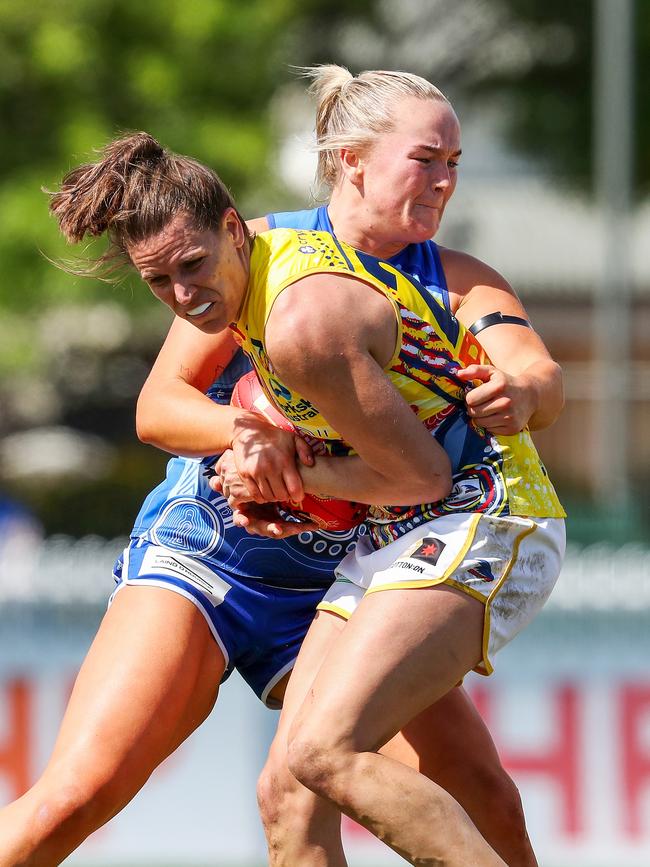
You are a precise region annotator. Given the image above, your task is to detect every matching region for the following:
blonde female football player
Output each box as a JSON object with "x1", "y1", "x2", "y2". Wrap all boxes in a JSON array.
[{"x1": 28, "y1": 122, "x2": 565, "y2": 865}]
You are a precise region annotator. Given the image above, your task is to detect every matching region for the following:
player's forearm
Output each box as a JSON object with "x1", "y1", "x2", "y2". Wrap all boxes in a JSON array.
[
  {"x1": 518, "y1": 359, "x2": 564, "y2": 431},
  {"x1": 136, "y1": 381, "x2": 247, "y2": 457},
  {"x1": 300, "y1": 453, "x2": 452, "y2": 507}
]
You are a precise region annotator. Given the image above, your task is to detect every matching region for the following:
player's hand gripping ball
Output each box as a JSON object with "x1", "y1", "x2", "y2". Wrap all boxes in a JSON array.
[{"x1": 231, "y1": 371, "x2": 368, "y2": 531}]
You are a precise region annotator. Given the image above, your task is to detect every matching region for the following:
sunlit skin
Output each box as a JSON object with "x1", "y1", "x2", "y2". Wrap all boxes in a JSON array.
[
  {"x1": 329, "y1": 96, "x2": 462, "y2": 259},
  {"x1": 129, "y1": 208, "x2": 250, "y2": 334}
]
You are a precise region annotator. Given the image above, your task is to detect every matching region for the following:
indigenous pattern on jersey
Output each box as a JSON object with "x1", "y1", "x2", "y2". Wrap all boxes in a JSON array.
[
  {"x1": 129, "y1": 347, "x2": 361, "y2": 591},
  {"x1": 232, "y1": 228, "x2": 565, "y2": 546}
]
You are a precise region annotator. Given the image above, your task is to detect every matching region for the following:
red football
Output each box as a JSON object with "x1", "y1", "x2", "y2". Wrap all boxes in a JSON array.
[{"x1": 231, "y1": 370, "x2": 368, "y2": 531}]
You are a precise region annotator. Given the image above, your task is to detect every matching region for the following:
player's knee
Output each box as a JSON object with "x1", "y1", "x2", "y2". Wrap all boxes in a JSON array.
[
  {"x1": 257, "y1": 757, "x2": 291, "y2": 827},
  {"x1": 258, "y1": 749, "x2": 330, "y2": 830},
  {"x1": 287, "y1": 732, "x2": 343, "y2": 800},
  {"x1": 472, "y1": 762, "x2": 527, "y2": 840},
  {"x1": 36, "y1": 759, "x2": 137, "y2": 840},
  {"x1": 479, "y1": 762, "x2": 528, "y2": 835},
  {"x1": 29, "y1": 777, "x2": 103, "y2": 842}
]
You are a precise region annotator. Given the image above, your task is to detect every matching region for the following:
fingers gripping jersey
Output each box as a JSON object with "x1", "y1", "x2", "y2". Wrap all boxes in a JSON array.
[{"x1": 232, "y1": 228, "x2": 565, "y2": 545}]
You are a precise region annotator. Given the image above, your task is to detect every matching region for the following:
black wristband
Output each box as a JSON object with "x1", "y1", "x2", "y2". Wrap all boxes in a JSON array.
[{"x1": 469, "y1": 312, "x2": 532, "y2": 336}]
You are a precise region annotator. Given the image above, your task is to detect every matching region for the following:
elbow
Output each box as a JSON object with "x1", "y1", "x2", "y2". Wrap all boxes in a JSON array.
[
  {"x1": 399, "y1": 464, "x2": 452, "y2": 507},
  {"x1": 429, "y1": 464, "x2": 453, "y2": 503},
  {"x1": 412, "y1": 452, "x2": 453, "y2": 505},
  {"x1": 555, "y1": 362, "x2": 566, "y2": 412},
  {"x1": 546, "y1": 360, "x2": 564, "y2": 407},
  {"x1": 427, "y1": 447, "x2": 453, "y2": 502},
  {"x1": 135, "y1": 396, "x2": 159, "y2": 446},
  {"x1": 135, "y1": 417, "x2": 157, "y2": 446},
  {"x1": 136, "y1": 422, "x2": 155, "y2": 446}
]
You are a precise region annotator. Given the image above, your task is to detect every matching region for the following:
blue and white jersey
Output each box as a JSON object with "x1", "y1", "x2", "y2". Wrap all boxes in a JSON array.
[{"x1": 268, "y1": 206, "x2": 450, "y2": 312}]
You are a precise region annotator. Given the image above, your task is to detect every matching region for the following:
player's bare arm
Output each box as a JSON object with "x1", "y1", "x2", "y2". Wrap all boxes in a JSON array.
[
  {"x1": 442, "y1": 246, "x2": 564, "y2": 433},
  {"x1": 136, "y1": 304, "x2": 311, "y2": 498},
  {"x1": 264, "y1": 273, "x2": 452, "y2": 506},
  {"x1": 137, "y1": 318, "x2": 244, "y2": 455}
]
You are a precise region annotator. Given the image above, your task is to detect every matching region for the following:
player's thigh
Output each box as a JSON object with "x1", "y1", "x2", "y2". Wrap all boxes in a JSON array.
[
  {"x1": 381, "y1": 685, "x2": 502, "y2": 784},
  {"x1": 293, "y1": 585, "x2": 484, "y2": 755},
  {"x1": 270, "y1": 609, "x2": 347, "y2": 746},
  {"x1": 49, "y1": 585, "x2": 225, "y2": 776},
  {"x1": 258, "y1": 612, "x2": 348, "y2": 836}
]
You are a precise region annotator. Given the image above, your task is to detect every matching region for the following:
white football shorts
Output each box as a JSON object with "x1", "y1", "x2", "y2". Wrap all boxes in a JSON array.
[{"x1": 318, "y1": 512, "x2": 565, "y2": 675}]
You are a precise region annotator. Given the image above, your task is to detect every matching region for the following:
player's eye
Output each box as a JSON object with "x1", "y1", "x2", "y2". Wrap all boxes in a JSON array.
[{"x1": 147, "y1": 274, "x2": 167, "y2": 288}]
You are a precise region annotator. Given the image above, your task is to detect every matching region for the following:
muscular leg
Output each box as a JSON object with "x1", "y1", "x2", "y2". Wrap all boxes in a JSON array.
[
  {"x1": 257, "y1": 611, "x2": 348, "y2": 867},
  {"x1": 383, "y1": 688, "x2": 537, "y2": 866},
  {"x1": 0, "y1": 585, "x2": 224, "y2": 866},
  {"x1": 287, "y1": 586, "x2": 506, "y2": 866},
  {"x1": 260, "y1": 612, "x2": 534, "y2": 866}
]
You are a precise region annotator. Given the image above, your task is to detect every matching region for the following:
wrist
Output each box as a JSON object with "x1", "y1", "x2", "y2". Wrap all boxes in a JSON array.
[
  {"x1": 230, "y1": 409, "x2": 267, "y2": 447},
  {"x1": 516, "y1": 370, "x2": 541, "y2": 418}
]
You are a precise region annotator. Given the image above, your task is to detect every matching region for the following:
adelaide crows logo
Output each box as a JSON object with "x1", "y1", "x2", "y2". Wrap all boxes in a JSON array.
[
  {"x1": 466, "y1": 559, "x2": 496, "y2": 582},
  {"x1": 436, "y1": 463, "x2": 505, "y2": 515}
]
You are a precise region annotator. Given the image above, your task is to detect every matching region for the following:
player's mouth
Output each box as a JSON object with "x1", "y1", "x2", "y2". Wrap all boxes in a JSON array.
[{"x1": 186, "y1": 301, "x2": 214, "y2": 318}]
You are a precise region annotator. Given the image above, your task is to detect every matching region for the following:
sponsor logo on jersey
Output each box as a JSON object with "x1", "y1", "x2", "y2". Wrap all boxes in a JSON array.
[
  {"x1": 269, "y1": 378, "x2": 292, "y2": 401},
  {"x1": 393, "y1": 560, "x2": 426, "y2": 574},
  {"x1": 410, "y1": 536, "x2": 446, "y2": 564},
  {"x1": 139, "y1": 546, "x2": 231, "y2": 605}
]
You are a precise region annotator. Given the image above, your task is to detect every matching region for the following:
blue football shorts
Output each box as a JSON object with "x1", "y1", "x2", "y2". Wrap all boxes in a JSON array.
[{"x1": 111, "y1": 541, "x2": 328, "y2": 708}]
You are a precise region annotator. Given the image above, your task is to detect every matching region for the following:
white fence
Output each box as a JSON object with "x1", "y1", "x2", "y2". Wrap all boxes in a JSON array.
[{"x1": 2, "y1": 533, "x2": 648, "y2": 610}]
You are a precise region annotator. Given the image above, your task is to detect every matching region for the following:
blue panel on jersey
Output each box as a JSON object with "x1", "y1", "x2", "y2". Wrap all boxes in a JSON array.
[{"x1": 267, "y1": 207, "x2": 325, "y2": 231}]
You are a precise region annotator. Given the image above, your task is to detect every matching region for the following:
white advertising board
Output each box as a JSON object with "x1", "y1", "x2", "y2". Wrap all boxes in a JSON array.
[{"x1": 1, "y1": 608, "x2": 649, "y2": 866}]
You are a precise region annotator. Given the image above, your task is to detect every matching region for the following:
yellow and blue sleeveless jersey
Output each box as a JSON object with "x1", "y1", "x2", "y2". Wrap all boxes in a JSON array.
[{"x1": 233, "y1": 227, "x2": 565, "y2": 545}]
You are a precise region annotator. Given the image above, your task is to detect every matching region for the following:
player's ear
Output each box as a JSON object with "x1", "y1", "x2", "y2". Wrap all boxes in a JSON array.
[
  {"x1": 222, "y1": 207, "x2": 247, "y2": 249},
  {"x1": 339, "y1": 148, "x2": 364, "y2": 186}
]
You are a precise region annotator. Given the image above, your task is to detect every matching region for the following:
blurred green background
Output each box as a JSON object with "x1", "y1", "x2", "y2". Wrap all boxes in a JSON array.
[{"x1": 0, "y1": 0, "x2": 648, "y2": 541}]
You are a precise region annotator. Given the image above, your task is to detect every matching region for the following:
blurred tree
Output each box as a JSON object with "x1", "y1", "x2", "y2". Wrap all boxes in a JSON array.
[
  {"x1": 2, "y1": 0, "x2": 643, "y2": 322},
  {"x1": 0, "y1": 0, "x2": 374, "y2": 316}
]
